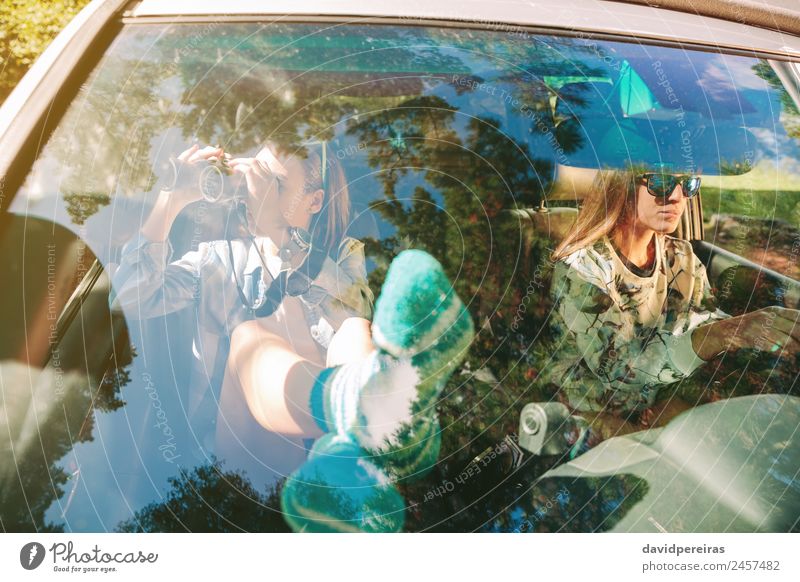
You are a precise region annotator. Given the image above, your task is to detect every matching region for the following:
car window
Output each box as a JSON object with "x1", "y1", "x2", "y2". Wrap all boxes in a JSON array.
[
  {"x1": 699, "y1": 60, "x2": 800, "y2": 284},
  {"x1": 2, "y1": 21, "x2": 800, "y2": 532}
]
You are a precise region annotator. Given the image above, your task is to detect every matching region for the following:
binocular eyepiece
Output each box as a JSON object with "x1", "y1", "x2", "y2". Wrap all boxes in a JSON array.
[
  {"x1": 198, "y1": 156, "x2": 249, "y2": 204},
  {"x1": 162, "y1": 155, "x2": 249, "y2": 204}
]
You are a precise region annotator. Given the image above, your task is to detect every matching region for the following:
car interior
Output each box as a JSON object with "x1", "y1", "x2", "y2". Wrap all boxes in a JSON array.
[{"x1": 1, "y1": 20, "x2": 799, "y2": 531}]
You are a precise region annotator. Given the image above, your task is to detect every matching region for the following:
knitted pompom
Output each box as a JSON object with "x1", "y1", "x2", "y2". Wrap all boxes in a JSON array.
[{"x1": 372, "y1": 249, "x2": 467, "y2": 358}]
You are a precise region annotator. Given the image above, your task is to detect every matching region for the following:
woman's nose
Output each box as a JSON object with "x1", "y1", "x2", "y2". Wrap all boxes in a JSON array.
[{"x1": 666, "y1": 184, "x2": 683, "y2": 203}]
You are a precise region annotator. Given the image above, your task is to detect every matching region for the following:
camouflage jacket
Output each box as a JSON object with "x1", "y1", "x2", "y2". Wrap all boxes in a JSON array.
[{"x1": 544, "y1": 234, "x2": 730, "y2": 413}]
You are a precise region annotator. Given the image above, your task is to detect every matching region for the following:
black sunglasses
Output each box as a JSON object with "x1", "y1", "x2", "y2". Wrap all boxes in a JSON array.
[{"x1": 638, "y1": 173, "x2": 701, "y2": 198}]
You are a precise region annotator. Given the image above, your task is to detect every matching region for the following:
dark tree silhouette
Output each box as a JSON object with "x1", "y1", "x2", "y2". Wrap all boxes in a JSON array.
[{"x1": 116, "y1": 459, "x2": 289, "y2": 532}]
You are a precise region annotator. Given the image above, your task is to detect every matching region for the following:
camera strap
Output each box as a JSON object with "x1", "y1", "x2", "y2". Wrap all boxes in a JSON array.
[
  {"x1": 226, "y1": 227, "x2": 328, "y2": 319},
  {"x1": 252, "y1": 243, "x2": 327, "y2": 318},
  {"x1": 228, "y1": 140, "x2": 330, "y2": 318}
]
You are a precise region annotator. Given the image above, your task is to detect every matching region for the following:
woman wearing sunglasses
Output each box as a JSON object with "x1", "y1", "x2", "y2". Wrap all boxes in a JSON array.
[{"x1": 544, "y1": 168, "x2": 800, "y2": 437}]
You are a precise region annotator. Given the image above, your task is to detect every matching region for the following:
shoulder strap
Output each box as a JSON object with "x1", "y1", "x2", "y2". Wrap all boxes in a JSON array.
[
  {"x1": 252, "y1": 244, "x2": 329, "y2": 318},
  {"x1": 227, "y1": 236, "x2": 256, "y2": 317}
]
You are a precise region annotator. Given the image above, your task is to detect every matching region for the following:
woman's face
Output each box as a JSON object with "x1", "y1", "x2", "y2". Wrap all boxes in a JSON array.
[
  {"x1": 276, "y1": 156, "x2": 323, "y2": 230},
  {"x1": 633, "y1": 178, "x2": 686, "y2": 234},
  {"x1": 247, "y1": 153, "x2": 323, "y2": 233}
]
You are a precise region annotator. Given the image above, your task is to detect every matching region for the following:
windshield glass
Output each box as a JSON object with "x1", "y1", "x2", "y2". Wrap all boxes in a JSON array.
[{"x1": 3, "y1": 21, "x2": 800, "y2": 532}]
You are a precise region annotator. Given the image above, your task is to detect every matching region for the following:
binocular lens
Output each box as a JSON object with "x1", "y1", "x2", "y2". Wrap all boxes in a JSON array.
[{"x1": 199, "y1": 164, "x2": 247, "y2": 203}]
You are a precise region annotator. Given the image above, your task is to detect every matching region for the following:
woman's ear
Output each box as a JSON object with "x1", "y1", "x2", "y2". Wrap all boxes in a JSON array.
[{"x1": 308, "y1": 188, "x2": 324, "y2": 214}]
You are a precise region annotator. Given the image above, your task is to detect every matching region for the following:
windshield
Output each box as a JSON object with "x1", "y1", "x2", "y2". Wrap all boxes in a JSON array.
[{"x1": 2, "y1": 21, "x2": 799, "y2": 532}]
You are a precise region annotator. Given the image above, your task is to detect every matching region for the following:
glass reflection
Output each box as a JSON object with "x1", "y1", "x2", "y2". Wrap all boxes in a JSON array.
[{"x1": 2, "y1": 21, "x2": 799, "y2": 532}]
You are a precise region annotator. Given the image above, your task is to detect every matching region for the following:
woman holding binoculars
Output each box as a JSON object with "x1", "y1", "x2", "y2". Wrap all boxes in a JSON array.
[{"x1": 111, "y1": 141, "x2": 475, "y2": 532}]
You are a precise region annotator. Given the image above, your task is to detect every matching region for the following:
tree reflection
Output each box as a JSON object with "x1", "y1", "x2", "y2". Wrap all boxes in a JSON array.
[
  {"x1": 0, "y1": 355, "x2": 130, "y2": 532},
  {"x1": 11, "y1": 21, "x2": 798, "y2": 532},
  {"x1": 116, "y1": 459, "x2": 289, "y2": 532},
  {"x1": 752, "y1": 60, "x2": 800, "y2": 138},
  {"x1": 482, "y1": 474, "x2": 649, "y2": 533},
  {"x1": 343, "y1": 73, "x2": 583, "y2": 528},
  {"x1": 35, "y1": 23, "x2": 603, "y2": 230}
]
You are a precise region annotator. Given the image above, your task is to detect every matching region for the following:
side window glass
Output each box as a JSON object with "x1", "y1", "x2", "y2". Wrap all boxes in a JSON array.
[
  {"x1": 2, "y1": 21, "x2": 799, "y2": 533},
  {"x1": 700, "y1": 60, "x2": 800, "y2": 314}
]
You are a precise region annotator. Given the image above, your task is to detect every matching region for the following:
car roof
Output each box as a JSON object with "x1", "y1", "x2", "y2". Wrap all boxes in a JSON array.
[
  {"x1": 618, "y1": 0, "x2": 800, "y2": 36},
  {"x1": 127, "y1": 0, "x2": 800, "y2": 57}
]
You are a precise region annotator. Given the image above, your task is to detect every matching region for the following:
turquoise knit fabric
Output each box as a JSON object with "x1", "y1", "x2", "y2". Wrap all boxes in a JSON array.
[{"x1": 282, "y1": 250, "x2": 475, "y2": 532}]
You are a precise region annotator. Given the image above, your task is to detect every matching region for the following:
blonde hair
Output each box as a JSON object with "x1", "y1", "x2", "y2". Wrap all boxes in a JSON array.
[{"x1": 551, "y1": 168, "x2": 641, "y2": 262}]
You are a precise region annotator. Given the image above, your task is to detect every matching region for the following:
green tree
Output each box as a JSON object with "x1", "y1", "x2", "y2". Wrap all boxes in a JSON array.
[{"x1": 0, "y1": 0, "x2": 91, "y2": 104}]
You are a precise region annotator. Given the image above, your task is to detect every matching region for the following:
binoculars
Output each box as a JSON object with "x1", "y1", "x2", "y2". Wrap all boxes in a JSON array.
[
  {"x1": 163, "y1": 154, "x2": 249, "y2": 203},
  {"x1": 197, "y1": 156, "x2": 249, "y2": 203}
]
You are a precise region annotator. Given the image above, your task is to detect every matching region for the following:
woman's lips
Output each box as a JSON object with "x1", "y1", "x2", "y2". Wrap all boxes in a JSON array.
[{"x1": 658, "y1": 211, "x2": 680, "y2": 218}]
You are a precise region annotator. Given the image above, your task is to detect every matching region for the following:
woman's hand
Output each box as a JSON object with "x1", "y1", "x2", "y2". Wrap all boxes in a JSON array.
[
  {"x1": 692, "y1": 306, "x2": 800, "y2": 361},
  {"x1": 141, "y1": 144, "x2": 224, "y2": 242},
  {"x1": 228, "y1": 145, "x2": 288, "y2": 209},
  {"x1": 168, "y1": 144, "x2": 226, "y2": 207}
]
